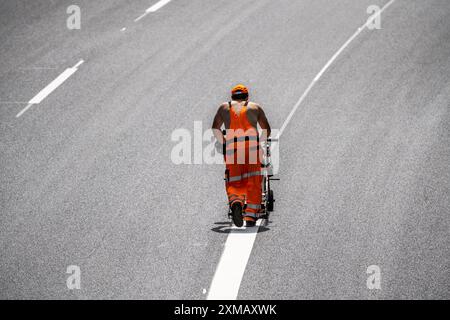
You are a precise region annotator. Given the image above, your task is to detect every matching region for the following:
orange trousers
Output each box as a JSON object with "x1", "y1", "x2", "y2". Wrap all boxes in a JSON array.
[{"x1": 225, "y1": 160, "x2": 262, "y2": 219}]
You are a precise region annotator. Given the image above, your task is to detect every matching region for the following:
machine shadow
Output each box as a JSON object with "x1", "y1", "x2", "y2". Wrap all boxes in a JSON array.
[{"x1": 211, "y1": 221, "x2": 271, "y2": 234}]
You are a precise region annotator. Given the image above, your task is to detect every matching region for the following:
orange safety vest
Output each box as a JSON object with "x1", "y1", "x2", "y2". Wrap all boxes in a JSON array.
[{"x1": 224, "y1": 101, "x2": 259, "y2": 164}]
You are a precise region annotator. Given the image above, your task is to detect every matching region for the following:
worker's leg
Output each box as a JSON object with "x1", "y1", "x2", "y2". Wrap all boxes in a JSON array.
[
  {"x1": 243, "y1": 163, "x2": 262, "y2": 221},
  {"x1": 225, "y1": 164, "x2": 245, "y2": 206}
]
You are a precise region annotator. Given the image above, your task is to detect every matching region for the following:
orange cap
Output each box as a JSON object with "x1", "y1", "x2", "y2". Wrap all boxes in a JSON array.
[{"x1": 231, "y1": 84, "x2": 249, "y2": 96}]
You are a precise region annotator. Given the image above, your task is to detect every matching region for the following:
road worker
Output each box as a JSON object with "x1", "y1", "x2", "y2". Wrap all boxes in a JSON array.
[{"x1": 212, "y1": 84, "x2": 271, "y2": 227}]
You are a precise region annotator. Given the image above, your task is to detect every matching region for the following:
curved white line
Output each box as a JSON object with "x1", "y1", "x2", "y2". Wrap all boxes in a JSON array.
[
  {"x1": 277, "y1": 0, "x2": 396, "y2": 139},
  {"x1": 207, "y1": 0, "x2": 396, "y2": 300}
]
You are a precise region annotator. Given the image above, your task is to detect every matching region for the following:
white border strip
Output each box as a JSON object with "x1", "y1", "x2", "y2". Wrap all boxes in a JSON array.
[
  {"x1": 207, "y1": 0, "x2": 396, "y2": 300},
  {"x1": 207, "y1": 220, "x2": 263, "y2": 300}
]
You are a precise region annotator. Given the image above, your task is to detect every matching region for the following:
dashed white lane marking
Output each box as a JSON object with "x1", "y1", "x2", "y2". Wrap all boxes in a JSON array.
[
  {"x1": 277, "y1": 0, "x2": 396, "y2": 139},
  {"x1": 207, "y1": 0, "x2": 396, "y2": 300},
  {"x1": 134, "y1": 12, "x2": 148, "y2": 22},
  {"x1": 120, "y1": 27, "x2": 127, "y2": 32},
  {"x1": 14, "y1": 103, "x2": 34, "y2": 117},
  {"x1": 134, "y1": 0, "x2": 172, "y2": 22},
  {"x1": 147, "y1": 0, "x2": 172, "y2": 12},
  {"x1": 207, "y1": 220, "x2": 263, "y2": 300},
  {"x1": 16, "y1": 60, "x2": 84, "y2": 118}
]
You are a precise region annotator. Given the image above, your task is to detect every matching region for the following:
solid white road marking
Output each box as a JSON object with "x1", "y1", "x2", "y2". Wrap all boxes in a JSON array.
[
  {"x1": 16, "y1": 60, "x2": 84, "y2": 118},
  {"x1": 277, "y1": 0, "x2": 396, "y2": 139},
  {"x1": 207, "y1": 220, "x2": 263, "y2": 300},
  {"x1": 134, "y1": 0, "x2": 172, "y2": 22},
  {"x1": 207, "y1": 0, "x2": 396, "y2": 300}
]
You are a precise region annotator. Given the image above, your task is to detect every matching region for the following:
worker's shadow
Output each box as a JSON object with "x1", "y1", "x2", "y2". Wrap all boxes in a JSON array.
[{"x1": 211, "y1": 221, "x2": 271, "y2": 234}]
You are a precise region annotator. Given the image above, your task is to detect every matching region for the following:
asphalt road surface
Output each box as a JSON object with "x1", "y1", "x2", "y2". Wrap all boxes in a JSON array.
[{"x1": 0, "y1": 0, "x2": 448, "y2": 299}]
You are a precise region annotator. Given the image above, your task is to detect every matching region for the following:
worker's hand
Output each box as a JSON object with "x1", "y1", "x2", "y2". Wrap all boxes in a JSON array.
[{"x1": 215, "y1": 140, "x2": 224, "y2": 155}]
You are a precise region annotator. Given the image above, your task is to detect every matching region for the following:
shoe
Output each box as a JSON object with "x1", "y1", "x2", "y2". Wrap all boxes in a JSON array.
[
  {"x1": 231, "y1": 202, "x2": 244, "y2": 227},
  {"x1": 244, "y1": 216, "x2": 256, "y2": 227}
]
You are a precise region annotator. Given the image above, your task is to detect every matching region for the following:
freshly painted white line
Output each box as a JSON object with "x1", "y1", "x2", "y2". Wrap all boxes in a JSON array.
[
  {"x1": 207, "y1": 0, "x2": 396, "y2": 300},
  {"x1": 16, "y1": 60, "x2": 84, "y2": 118},
  {"x1": 134, "y1": 0, "x2": 172, "y2": 22},
  {"x1": 207, "y1": 220, "x2": 263, "y2": 300},
  {"x1": 277, "y1": 0, "x2": 396, "y2": 139}
]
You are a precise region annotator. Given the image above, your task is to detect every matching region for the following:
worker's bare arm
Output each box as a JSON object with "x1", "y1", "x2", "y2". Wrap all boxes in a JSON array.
[
  {"x1": 256, "y1": 104, "x2": 271, "y2": 140},
  {"x1": 212, "y1": 104, "x2": 226, "y2": 144}
]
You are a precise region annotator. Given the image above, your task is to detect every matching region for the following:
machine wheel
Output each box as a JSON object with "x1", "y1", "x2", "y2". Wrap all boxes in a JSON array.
[{"x1": 267, "y1": 189, "x2": 274, "y2": 212}]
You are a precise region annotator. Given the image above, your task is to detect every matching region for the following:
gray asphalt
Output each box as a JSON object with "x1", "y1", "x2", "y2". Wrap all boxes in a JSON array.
[{"x1": 0, "y1": 0, "x2": 448, "y2": 299}]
